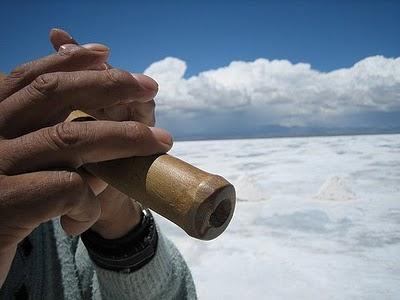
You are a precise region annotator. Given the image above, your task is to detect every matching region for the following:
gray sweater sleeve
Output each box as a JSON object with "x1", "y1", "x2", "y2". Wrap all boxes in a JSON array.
[{"x1": 75, "y1": 228, "x2": 197, "y2": 300}]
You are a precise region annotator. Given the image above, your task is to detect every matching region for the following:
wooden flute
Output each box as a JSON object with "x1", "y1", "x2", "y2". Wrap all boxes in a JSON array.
[{"x1": 67, "y1": 111, "x2": 236, "y2": 240}]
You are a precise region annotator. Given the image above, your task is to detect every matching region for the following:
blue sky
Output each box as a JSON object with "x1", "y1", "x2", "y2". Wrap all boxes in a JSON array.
[
  {"x1": 1, "y1": 1, "x2": 399, "y2": 75},
  {"x1": 1, "y1": 1, "x2": 400, "y2": 139}
]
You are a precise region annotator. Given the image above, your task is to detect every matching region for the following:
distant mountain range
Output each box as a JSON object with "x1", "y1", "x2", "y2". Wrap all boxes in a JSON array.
[{"x1": 173, "y1": 125, "x2": 400, "y2": 141}]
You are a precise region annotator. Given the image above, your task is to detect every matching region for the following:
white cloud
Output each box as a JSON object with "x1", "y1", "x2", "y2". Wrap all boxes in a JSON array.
[{"x1": 144, "y1": 56, "x2": 400, "y2": 136}]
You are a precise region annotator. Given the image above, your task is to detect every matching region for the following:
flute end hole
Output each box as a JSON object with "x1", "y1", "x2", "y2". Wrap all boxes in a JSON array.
[{"x1": 209, "y1": 199, "x2": 232, "y2": 228}]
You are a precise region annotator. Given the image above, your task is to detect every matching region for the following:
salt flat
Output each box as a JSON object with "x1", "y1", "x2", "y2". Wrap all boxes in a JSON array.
[{"x1": 155, "y1": 134, "x2": 400, "y2": 299}]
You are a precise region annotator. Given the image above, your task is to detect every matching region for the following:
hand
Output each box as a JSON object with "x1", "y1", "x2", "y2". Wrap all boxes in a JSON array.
[
  {"x1": 0, "y1": 29, "x2": 172, "y2": 287},
  {"x1": 49, "y1": 29, "x2": 160, "y2": 239}
]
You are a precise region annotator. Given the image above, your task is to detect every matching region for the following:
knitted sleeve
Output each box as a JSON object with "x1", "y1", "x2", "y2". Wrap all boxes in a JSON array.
[{"x1": 75, "y1": 228, "x2": 197, "y2": 300}]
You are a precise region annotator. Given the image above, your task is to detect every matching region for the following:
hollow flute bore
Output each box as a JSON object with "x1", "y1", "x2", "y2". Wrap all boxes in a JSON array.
[{"x1": 67, "y1": 111, "x2": 236, "y2": 240}]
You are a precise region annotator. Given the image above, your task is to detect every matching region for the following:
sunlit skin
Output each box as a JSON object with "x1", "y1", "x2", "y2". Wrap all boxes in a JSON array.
[{"x1": 0, "y1": 29, "x2": 172, "y2": 287}]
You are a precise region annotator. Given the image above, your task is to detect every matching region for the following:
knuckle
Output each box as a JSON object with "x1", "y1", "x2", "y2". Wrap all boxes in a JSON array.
[
  {"x1": 103, "y1": 68, "x2": 131, "y2": 86},
  {"x1": 57, "y1": 45, "x2": 83, "y2": 58},
  {"x1": 44, "y1": 123, "x2": 90, "y2": 167},
  {"x1": 2, "y1": 63, "x2": 32, "y2": 92},
  {"x1": 47, "y1": 122, "x2": 82, "y2": 150},
  {"x1": 29, "y1": 73, "x2": 59, "y2": 98},
  {"x1": 9, "y1": 64, "x2": 29, "y2": 82}
]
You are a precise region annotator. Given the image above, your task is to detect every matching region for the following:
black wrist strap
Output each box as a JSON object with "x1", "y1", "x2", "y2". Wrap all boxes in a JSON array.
[{"x1": 81, "y1": 208, "x2": 158, "y2": 273}]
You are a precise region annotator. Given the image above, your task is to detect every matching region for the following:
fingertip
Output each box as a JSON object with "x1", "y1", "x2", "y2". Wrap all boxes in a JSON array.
[
  {"x1": 81, "y1": 43, "x2": 110, "y2": 54},
  {"x1": 49, "y1": 28, "x2": 77, "y2": 50},
  {"x1": 81, "y1": 44, "x2": 110, "y2": 64},
  {"x1": 149, "y1": 127, "x2": 173, "y2": 149},
  {"x1": 50, "y1": 28, "x2": 73, "y2": 40},
  {"x1": 60, "y1": 214, "x2": 100, "y2": 236},
  {"x1": 78, "y1": 169, "x2": 108, "y2": 196},
  {"x1": 131, "y1": 73, "x2": 159, "y2": 94},
  {"x1": 49, "y1": 28, "x2": 58, "y2": 37},
  {"x1": 49, "y1": 28, "x2": 61, "y2": 37},
  {"x1": 86, "y1": 176, "x2": 109, "y2": 196}
]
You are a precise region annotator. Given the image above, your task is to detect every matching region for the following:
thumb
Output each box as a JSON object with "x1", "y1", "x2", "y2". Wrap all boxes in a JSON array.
[{"x1": 49, "y1": 28, "x2": 78, "y2": 50}]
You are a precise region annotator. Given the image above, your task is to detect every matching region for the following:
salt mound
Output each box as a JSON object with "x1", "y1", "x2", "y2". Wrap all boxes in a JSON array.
[
  {"x1": 234, "y1": 175, "x2": 268, "y2": 202},
  {"x1": 313, "y1": 176, "x2": 356, "y2": 201}
]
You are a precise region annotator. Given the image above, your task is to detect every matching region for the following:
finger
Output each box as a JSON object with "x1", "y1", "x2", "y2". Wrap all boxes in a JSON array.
[
  {"x1": 49, "y1": 28, "x2": 108, "y2": 67},
  {"x1": 80, "y1": 44, "x2": 111, "y2": 70},
  {"x1": 79, "y1": 168, "x2": 108, "y2": 195},
  {"x1": 92, "y1": 183, "x2": 130, "y2": 222},
  {"x1": 49, "y1": 28, "x2": 110, "y2": 71},
  {"x1": 0, "y1": 120, "x2": 172, "y2": 175},
  {"x1": 98, "y1": 99, "x2": 156, "y2": 126},
  {"x1": 0, "y1": 170, "x2": 100, "y2": 236},
  {"x1": 50, "y1": 28, "x2": 78, "y2": 51},
  {"x1": 115, "y1": 74, "x2": 157, "y2": 126},
  {"x1": 91, "y1": 189, "x2": 142, "y2": 238},
  {"x1": 0, "y1": 44, "x2": 109, "y2": 101},
  {"x1": 0, "y1": 69, "x2": 158, "y2": 138},
  {"x1": 48, "y1": 30, "x2": 157, "y2": 126},
  {"x1": 89, "y1": 74, "x2": 157, "y2": 126},
  {"x1": 132, "y1": 100, "x2": 156, "y2": 126}
]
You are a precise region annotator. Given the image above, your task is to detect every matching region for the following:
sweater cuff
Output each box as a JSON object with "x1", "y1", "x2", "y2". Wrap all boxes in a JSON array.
[
  {"x1": 81, "y1": 208, "x2": 158, "y2": 273},
  {"x1": 92, "y1": 229, "x2": 186, "y2": 299}
]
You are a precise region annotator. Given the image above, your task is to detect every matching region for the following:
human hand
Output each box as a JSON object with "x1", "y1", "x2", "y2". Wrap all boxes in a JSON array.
[
  {"x1": 0, "y1": 30, "x2": 172, "y2": 287},
  {"x1": 49, "y1": 29, "x2": 161, "y2": 240}
]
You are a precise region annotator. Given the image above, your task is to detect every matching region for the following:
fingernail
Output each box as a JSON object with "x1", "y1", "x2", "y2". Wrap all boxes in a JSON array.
[
  {"x1": 82, "y1": 43, "x2": 110, "y2": 53},
  {"x1": 131, "y1": 73, "x2": 159, "y2": 92},
  {"x1": 59, "y1": 44, "x2": 79, "y2": 51},
  {"x1": 51, "y1": 28, "x2": 74, "y2": 40},
  {"x1": 87, "y1": 177, "x2": 108, "y2": 196},
  {"x1": 150, "y1": 127, "x2": 173, "y2": 147}
]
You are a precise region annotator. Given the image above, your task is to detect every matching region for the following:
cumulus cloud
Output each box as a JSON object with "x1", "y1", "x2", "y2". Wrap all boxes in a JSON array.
[{"x1": 144, "y1": 56, "x2": 400, "y2": 138}]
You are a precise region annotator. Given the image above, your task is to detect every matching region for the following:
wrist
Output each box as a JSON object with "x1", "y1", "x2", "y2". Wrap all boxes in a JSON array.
[
  {"x1": 91, "y1": 199, "x2": 142, "y2": 239},
  {"x1": 81, "y1": 208, "x2": 158, "y2": 272}
]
